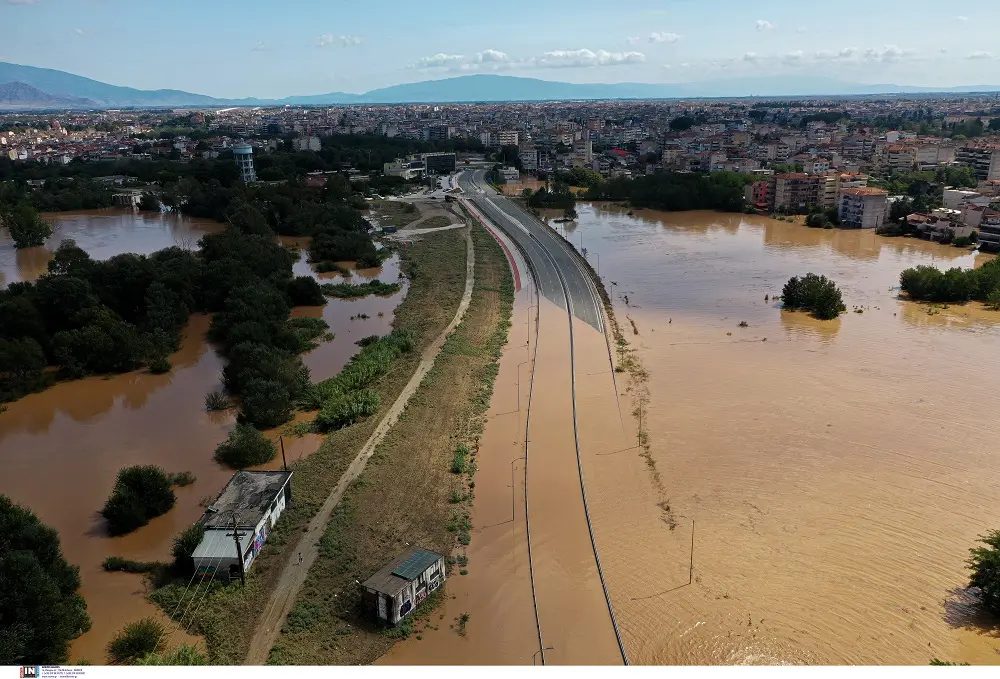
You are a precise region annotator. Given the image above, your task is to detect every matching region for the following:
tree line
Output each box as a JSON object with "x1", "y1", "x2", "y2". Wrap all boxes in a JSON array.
[
  {"x1": 582, "y1": 170, "x2": 755, "y2": 212},
  {"x1": 898, "y1": 257, "x2": 1000, "y2": 306}
]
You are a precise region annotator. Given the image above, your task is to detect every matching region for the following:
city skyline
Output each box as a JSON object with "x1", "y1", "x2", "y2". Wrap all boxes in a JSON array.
[{"x1": 3, "y1": 0, "x2": 1000, "y2": 99}]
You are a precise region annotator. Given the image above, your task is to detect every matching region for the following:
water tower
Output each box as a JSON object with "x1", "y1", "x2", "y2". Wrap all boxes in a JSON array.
[{"x1": 233, "y1": 142, "x2": 257, "y2": 183}]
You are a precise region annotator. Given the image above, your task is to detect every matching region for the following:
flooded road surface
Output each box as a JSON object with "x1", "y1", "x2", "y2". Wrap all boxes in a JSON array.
[
  {"x1": 0, "y1": 209, "x2": 223, "y2": 285},
  {"x1": 0, "y1": 214, "x2": 407, "y2": 662},
  {"x1": 553, "y1": 205, "x2": 1000, "y2": 665}
]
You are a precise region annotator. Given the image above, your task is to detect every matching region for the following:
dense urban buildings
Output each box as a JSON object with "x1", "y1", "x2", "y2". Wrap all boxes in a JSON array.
[{"x1": 4, "y1": 92, "x2": 1000, "y2": 242}]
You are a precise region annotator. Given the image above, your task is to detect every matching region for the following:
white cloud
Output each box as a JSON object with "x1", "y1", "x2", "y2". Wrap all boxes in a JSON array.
[
  {"x1": 741, "y1": 52, "x2": 759, "y2": 63},
  {"x1": 782, "y1": 50, "x2": 805, "y2": 65},
  {"x1": 474, "y1": 48, "x2": 509, "y2": 64},
  {"x1": 6, "y1": 0, "x2": 39, "y2": 4},
  {"x1": 756, "y1": 20, "x2": 774, "y2": 32},
  {"x1": 626, "y1": 36, "x2": 640, "y2": 46},
  {"x1": 413, "y1": 53, "x2": 467, "y2": 69},
  {"x1": 649, "y1": 32, "x2": 681, "y2": 44},
  {"x1": 814, "y1": 47, "x2": 858, "y2": 61},
  {"x1": 956, "y1": 15, "x2": 969, "y2": 21},
  {"x1": 966, "y1": 51, "x2": 995, "y2": 60},
  {"x1": 316, "y1": 34, "x2": 363, "y2": 48},
  {"x1": 863, "y1": 45, "x2": 912, "y2": 63},
  {"x1": 73, "y1": 27, "x2": 84, "y2": 35},
  {"x1": 251, "y1": 41, "x2": 267, "y2": 52},
  {"x1": 532, "y1": 48, "x2": 645, "y2": 68}
]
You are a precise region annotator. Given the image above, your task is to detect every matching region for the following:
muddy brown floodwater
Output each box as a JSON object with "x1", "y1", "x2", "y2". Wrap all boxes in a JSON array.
[
  {"x1": 547, "y1": 204, "x2": 1000, "y2": 665},
  {"x1": 0, "y1": 211, "x2": 407, "y2": 663}
]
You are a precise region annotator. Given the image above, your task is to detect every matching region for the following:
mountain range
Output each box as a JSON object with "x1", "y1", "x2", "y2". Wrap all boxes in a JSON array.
[{"x1": 2, "y1": 61, "x2": 1000, "y2": 110}]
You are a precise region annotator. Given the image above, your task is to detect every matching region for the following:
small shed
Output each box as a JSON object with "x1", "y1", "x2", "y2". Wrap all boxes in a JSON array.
[{"x1": 361, "y1": 546, "x2": 446, "y2": 624}]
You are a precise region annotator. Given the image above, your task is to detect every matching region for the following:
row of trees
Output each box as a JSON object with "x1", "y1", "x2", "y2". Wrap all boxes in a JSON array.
[
  {"x1": 583, "y1": 171, "x2": 754, "y2": 212},
  {"x1": 899, "y1": 258, "x2": 1000, "y2": 305},
  {"x1": 526, "y1": 183, "x2": 576, "y2": 210}
]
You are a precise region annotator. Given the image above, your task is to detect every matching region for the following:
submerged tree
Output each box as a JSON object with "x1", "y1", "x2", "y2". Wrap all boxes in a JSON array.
[
  {"x1": 968, "y1": 529, "x2": 1000, "y2": 614},
  {"x1": 781, "y1": 273, "x2": 846, "y2": 320},
  {"x1": 3, "y1": 203, "x2": 53, "y2": 249},
  {"x1": 0, "y1": 494, "x2": 91, "y2": 665}
]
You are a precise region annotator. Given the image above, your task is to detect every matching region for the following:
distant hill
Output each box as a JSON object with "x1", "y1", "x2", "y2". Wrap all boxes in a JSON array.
[
  {"x1": 1, "y1": 62, "x2": 999, "y2": 110},
  {"x1": 0, "y1": 81, "x2": 96, "y2": 108}
]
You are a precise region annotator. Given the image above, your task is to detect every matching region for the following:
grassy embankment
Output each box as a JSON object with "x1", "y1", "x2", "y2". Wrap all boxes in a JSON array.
[
  {"x1": 266, "y1": 224, "x2": 513, "y2": 664},
  {"x1": 369, "y1": 200, "x2": 419, "y2": 228},
  {"x1": 148, "y1": 228, "x2": 470, "y2": 663}
]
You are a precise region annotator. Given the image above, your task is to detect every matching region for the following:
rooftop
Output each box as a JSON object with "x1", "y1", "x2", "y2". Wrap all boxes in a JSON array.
[
  {"x1": 202, "y1": 470, "x2": 292, "y2": 529},
  {"x1": 362, "y1": 546, "x2": 444, "y2": 597}
]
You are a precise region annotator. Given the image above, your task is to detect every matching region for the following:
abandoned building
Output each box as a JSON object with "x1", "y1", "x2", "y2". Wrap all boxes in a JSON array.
[
  {"x1": 361, "y1": 546, "x2": 447, "y2": 624},
  {"x1": 191, "y1": 470, "x2": 292, "y2": 581}
]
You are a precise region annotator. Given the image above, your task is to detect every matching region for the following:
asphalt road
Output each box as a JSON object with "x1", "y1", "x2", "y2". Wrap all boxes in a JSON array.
[{"x1": 458, "y1": 170, "x2": 604, "y2": 331}]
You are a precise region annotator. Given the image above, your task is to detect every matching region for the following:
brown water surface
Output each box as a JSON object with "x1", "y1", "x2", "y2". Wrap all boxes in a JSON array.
[
  {"x1": 553, "y1": 205, "x2": 1000, "y2": 665},
  {"x1": 0, "y1": 213, "x2": 406, "y2": 662}
]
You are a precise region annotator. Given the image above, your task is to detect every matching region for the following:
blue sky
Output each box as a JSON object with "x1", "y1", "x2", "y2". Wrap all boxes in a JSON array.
[{"x1": 3, "y1": 0, "x2": 999, "y2": 97}]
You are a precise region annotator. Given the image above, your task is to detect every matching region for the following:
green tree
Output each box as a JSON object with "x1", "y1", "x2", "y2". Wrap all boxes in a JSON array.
[
  {"x1": 0, "y1": 494, "x2": 91, "y2": 665},
  {"x1": 138, "y1": 193, "x2": 160, "y2": 211},
  {"x1": 968, "y1": 529, "x2": 1000, "y2": 614},
  {"x1": 286, "y1": 276, "x2": 326, "y2": 306},
  {"x1": 782, "y1": 273, "x2": 846, "y2": 320},
  {"x1": 238, "y1": 378, "x2": 292, "y2": 429},
  {"x1": 0, "y1": 337, "x2": 49, "y2": 402},
  {"x1": 106, "y1": 618, "x2": 165, "y2": 664},
  {"x1": 100, "y1": 465, "x2": 177, "y2": 536},
  {"x1": 669, "y1": 116, "x2": 696, "y2": 131},
  {"x1": 3, "y1": 203, "x2": 53, "y2": 249},
  {"x1": 213, "y1": 422, "x2": 276, "y2": 469},
  {"x1": 171, "y1": 523, "x2": 205, "y2": 576}
]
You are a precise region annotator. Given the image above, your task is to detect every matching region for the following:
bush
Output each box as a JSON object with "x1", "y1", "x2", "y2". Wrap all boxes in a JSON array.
[
  {"x1": 102, "y1": 556, "x2": 163, "y2": 573},
  {"x1": 286, "y1": 276, "x2": 326, "y2": 306},
  {"x1": 213, "y1": 423, "x2": 276, "y2": 469},
  {"x1": 315, "y1": 390, "x2": 381, "y2": 431},
  {"x1": 953, "y1": 236, "x2": 972, "y2": 248},
  {"x1": 0, "y1": 494, "x2": 91, "y2": 665},
  {"x1": 968, "y1": 529, "x2": 1000, "y2": 614},
  {"x1": 148, "y1": 356, "x2": 172, "y2": 374},
  {"x1": 320, "y1": 280, "x2": 402, "y2": 299},
  {"x1": 451, "y1": 444, "x2": 469, "y2": 474},
  {"x1": 805, "y1": 213, "x2": 830, "y2": 228},
  {"x1": 171, "y1": 523, "x2": 205, "y2": 576},
  {"x1": 106, "y1": 618, "x2": 165, "y2": 664},
  {"x1": 781, "y1": 273, "x2": 846, "y2": 320},
  {"x1": 100, "y1": 466, "x2": 177, "y2": 536},
  {"x1": 205, "y1": 390, "x2": 229, "y2": 411},
  {"x1": 166, "y1": 471, "x2": 195, "y2": 487},
  {"x1": 135, "y1": 644, "x2": 207, "y2": 665}
]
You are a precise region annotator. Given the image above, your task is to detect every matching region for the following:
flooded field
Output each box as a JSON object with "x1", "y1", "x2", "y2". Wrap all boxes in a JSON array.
[
  {"x1": 554, "y1": 205, "x2": 1000, "y2": 665},
  {"x1": 0, "y1": 211, "x2": 406, "y2": 662}
]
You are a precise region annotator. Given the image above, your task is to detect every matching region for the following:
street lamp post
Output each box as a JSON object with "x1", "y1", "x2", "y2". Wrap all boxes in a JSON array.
[{"x1": 516, "y1": 360, "x2": 529, "y2": 412}]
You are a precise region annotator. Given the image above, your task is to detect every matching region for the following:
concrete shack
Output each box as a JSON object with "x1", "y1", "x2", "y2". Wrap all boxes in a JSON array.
[
  {"x1": 191, "y1": 470, "x2": 292, "y2": 581},
  {"x1": 361, "y1": 546, "x2": 446, "y2": 624}
]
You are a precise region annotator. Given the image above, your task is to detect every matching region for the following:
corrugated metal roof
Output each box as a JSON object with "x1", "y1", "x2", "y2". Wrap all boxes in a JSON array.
[
  {"x1": 362, "y1": 546, "x2": 443, "y2": 597},
  {"x1": 391, "y1": 549, "x2": 441, "y2": 581}
]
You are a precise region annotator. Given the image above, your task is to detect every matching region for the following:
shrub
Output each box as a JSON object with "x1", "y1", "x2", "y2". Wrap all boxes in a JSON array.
[
  {"x1": 953, "y1": 236, "x2": 972, "y2": 248},
  {"x1": 987, "y1": 286, "x2": 1000, "y2": 311},
  {"x1": 320, "y1": 280, "x2": 402, "y2": 299},
  {"x1": 781, "y1": 273, "x2": 846, "y2": 320},
  {"x1": 315, "y1": 390, "x2": 381, "y2": 431},
  {"x1": 805, "y1": 213, "x2": 830, "y2": 228},
  {"x1": 451, "y1": 444, "x2": 469, "y2": 474},
  {"x1": 100, "y1": 466, "x2": 176, "y2": 536},
  {"x1": 968, "y1": 529, "x2": 1000, "y2": 614},
  {"x1": 171, "y1": 523, "x2": 205, "y2": 576},
  {"x1": 214, "y1": 423, "x2": 276, "y2": 469},
  {"x1": 166, "y1": 471, "x2": 195, "y2": 487},
  {"x1": 106, "y1": 618, "x2": 165, "y2": 664},
  {"x1": 205, "y1": 390, "x2": 229, "y2": 411},
  {"x1": 0, "y1": 494, "x2": 91, "y2": 665},
  {"x1": 102, "y1": 556, "x2": 163, "y2": 573},
  {"x1": 286, "y1": 276, "x2": 326, "y2": 306},
  {"x1": 135, "y1": 644, "x2": 207, "y2": 665}
]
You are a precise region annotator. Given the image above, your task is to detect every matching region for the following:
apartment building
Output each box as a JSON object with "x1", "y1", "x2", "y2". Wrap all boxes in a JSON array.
[
  {"x1": 977, "y1": 209, "x2": 1000, "y2": 250},
  {"x1": 956, "y1": 145, "x2": 1000, "y2": 181},
  {"x1": 885, "y1": 145, "x2": 916, "y2": 171},
  {"x1": 520, "y1": 147, "x2": 538, "y2": 172},
  {"x1": 745, "y1": 180, "x2": 772, "y2": 210},
  {"x1": 498, "y1": 130, "x2": 519, "y2": 147},
  {"x1": 838, "y1": 187, "x2": 888, "y2": 229},
  {"x1": 774, "y1": 173, "x2": 822, "y2": 211}
]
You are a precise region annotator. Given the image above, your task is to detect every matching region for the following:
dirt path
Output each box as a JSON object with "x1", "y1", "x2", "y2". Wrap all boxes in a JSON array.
[{"x1": 244, "y1": 229, "x2": 476, "y2": 665}]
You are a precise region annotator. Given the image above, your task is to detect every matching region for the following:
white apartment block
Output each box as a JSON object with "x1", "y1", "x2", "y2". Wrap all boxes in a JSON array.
[{"x1": 839, "y1": 187, "x2": 888, "y2": 230}]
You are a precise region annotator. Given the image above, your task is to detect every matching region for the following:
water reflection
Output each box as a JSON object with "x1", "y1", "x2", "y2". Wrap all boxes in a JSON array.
[{"x1": 779, "y1": 308, "x2": 842, "y2": 341}]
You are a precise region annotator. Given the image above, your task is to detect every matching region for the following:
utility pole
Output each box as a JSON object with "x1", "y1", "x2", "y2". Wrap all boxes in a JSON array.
[
  {"x1": 232, "y1": 512, "x2": 246, "y2": 587},
  {"x1": 279, "y1": 436, "x2": 287, "y2": 471}
]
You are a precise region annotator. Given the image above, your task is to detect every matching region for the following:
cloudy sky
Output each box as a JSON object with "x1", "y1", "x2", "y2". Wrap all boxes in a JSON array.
[{"x1": 3, "y1": 0, "x2": 999, "y2": 97}]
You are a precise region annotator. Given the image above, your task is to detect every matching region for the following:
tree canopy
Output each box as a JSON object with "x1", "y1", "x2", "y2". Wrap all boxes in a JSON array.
[
  {"x1": 100, "y1": 465, "x2": 177, "y2": 536},
  {"x1": 968, "y1": 529, "x2": 1000, "y2": 614},
  {"x1": 782, "y1": 273, "x2": 846, "y2": 320},
  {"x1": 0, "y1": 494, "x2": 91, "y2": 665}
]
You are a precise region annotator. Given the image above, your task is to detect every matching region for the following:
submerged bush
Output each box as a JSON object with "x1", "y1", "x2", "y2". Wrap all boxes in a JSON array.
[
  {"x1": 213, "y1": 423, "x2": 276, "y2": 469},
  {"x1": 100, "y1": 466, "x2": 176, "y2": 536},
  {"x1": 205, "y1": 390, "x2": 229, "y2": 411},
  {"x1": 171, "y1": 522, "x2": 205, "y2": 576},
  {"x1": 106, "y1": 618, "x2": 165, "y2": 664},
  {"x1": 781, "y1": 273, "x2": 846, "y2": 320}
]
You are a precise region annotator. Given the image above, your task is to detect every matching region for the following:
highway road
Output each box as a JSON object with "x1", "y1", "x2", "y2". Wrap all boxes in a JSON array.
[{"x1": 457, "y1": 170, "x2": 604, "y2": 332}]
